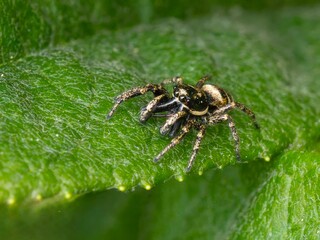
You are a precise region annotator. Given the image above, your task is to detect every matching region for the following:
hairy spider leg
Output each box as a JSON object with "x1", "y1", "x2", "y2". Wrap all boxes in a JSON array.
[
  {"x1": 140, "y1": 94, "x2": 168, "y2": 123},
  {"x1": 152, "y1": 113, "x2": 174, "y2": 117},
  {"x1": 106, "y1": 84, "x2": 167, "y2": 119},
  {"x1": 195, "y1": 75, "x2": 211, "y2": 89},
  {"x1": 159, "y1": 111, "x2": 187, "y2": 135},
  {"x1": 235, "y1": 102, "x2": 260, "y2": 129},
  {"x1": 154, "y1": 120, "x2": 195, "y2": 162},
  {"x1": 161, "y1": 76, "x2": 183, "y2": 86},
  {"x1": 211, "y1": 102, "x2": 236, "y2": 116},
  {"x1": 208, "y1": 114, "x2": 241, "y2": 162},
  {"x1": 226, "y1": 114, "x2": 241, "y2": 161},
  {"x1": 186, "y1": 124, "x2": 206, "y2": 172},
  {"x1": 213, "y1": 102, "x2": 259, "y2": 129}
]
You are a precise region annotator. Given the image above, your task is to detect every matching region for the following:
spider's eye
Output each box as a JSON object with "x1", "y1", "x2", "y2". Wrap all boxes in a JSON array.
[
  {"x1": 173, "y1": 86, "x2": 180, "y2": 97},
  {"x1": 179, "y1": 95, "x2": 186, "y2": 102},
  {"x1": 174, "y1": 86, "x2": 189, "y2": 103}
]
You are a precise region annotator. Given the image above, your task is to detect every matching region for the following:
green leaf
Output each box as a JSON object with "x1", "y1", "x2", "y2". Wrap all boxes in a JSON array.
[
  {"x1": 1, "y1": 151, "x2": 319, "y2": 239},
  {"x1": 1, "y1": 1, "x2": 320, "y2": 239},
  {"x1": 0, "y1": 0, "x2": 149, "y2": 63},
  {"x1": 1, "y1": 5, "x2": 319, "y2": 204}
]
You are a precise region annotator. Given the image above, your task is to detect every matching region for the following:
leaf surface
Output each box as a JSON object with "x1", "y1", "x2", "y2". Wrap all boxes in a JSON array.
[
  {"x1": 1, "y1": 8, "x2": 320, "y2": 203},
  {"x1": 1, "y1": 1, "x2": 320, "y2": 239}
]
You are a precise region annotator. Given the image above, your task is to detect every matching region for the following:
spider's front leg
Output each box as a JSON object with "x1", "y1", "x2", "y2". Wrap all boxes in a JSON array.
[
  {"x1": 106, "y1": 83, "x2": 167, "y2": 119},
  {"x1": 208, "y1": 113, "x2": 241, "y2": 161}
]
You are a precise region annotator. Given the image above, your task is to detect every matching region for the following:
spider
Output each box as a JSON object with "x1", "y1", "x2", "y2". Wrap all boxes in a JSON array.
[{"x1": 107, "y1": 75, "x2": 259, "y2": 171}]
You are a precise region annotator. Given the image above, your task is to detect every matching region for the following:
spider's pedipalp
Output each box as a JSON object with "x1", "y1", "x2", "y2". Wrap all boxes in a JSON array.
[
  {"x1": 154, "y1": 120, "x2": 194, "y2": 163},
  {"x1": 168, "y1": 118, "x2": 186, "y2": 137},
  {"x1": 159, "y1": 111, "x2": 187, "y2": 135}
]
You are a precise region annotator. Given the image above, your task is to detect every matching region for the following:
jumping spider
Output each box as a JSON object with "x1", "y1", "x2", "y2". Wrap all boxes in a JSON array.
[{"x1": 107, "y1": 75, "x2": 259, "y2": 171}]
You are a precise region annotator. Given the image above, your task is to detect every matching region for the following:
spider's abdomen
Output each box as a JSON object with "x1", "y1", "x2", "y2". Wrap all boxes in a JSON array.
[{"x1": 202, "y1": 84, "x2": 233, "y2": 108}]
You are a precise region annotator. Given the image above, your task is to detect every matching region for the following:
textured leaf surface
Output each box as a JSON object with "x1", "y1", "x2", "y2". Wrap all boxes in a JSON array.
[
  {"x1": 1, "y1": 13, "x2": 318, "y2": 203},
  {"x1": 1, "y1": 151, "x2": 319, "y2": 239},
  {"x1": 1, "y1": 1, "x2": 320, "y2": 239}
]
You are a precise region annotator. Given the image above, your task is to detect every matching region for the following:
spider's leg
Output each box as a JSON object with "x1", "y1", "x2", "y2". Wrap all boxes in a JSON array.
[
  {"x1": 208, "y1": 114, "x2": 240, "y2": 162},
  {"x1": 212, "y1": 102, "x2": 235, "y2": 116},
  {"x1": 152, "y1": 113, "x2": 173, "y2": 117},
  {"x1": 225, "y1": 114, "x2": 241, "y2": 161},
  {"x1": 161, "y1": 76, "x2": 183, "y2": 85},
  {"x1": 159, "y1": 111, "x2": 187, "y2": 135},
  {"x1": 107, "y1": 84, "x2": 166, "y2": 119},
  {"x1": 207, "y1": 114, "x2": 225, "y2": 124},
  {"x1": 154, "y1": 120, "x2": 194, "y2": 162},
  {"x1": 186, "y1": 125, "x2": 206, "y2": 172},
  {"x1": 140, "y1": 94, "x2": 168, "y2": 123},
  {"x1": 196, "y1": 75, "x2": 211, "y2": 89},
  {"x1": 235, "y1": 102, "x2": 260, "y2": 129}
]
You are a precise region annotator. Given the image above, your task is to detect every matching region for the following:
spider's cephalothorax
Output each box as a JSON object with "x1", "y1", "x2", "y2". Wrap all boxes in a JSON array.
[{"x1": 107, "y1": 76, "x2": 259, "y2": 171}]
